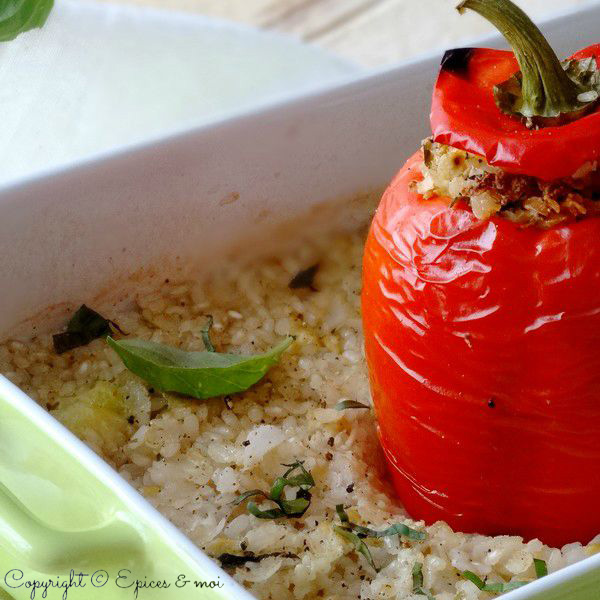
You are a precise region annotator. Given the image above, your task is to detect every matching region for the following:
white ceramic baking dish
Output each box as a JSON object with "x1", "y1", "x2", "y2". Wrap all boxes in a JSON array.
[{"x1": 1, "y1": 4, "x2": 600, "y2": 599}]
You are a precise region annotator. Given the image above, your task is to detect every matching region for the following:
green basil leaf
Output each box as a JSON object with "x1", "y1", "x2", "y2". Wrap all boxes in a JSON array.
[
  {"x1": 336, "y1": 504, "x2": 350, "y2": 524},
  {"x1": 53, "y1": 305, "x2": 122, "y2": 354},
  {"x1": 412, "y1": 564, "x2": 436, "y2": 600},
  {"x1": 279, "y1": 472, "x2": 314, "y2": 490},
  {"x1": 462, "y1": 571, "x2": 485, "y2": 590},
  {"x1": 279, "y1": 497, "x2": 311, "y2": 516},
  {"x1": 107, "y1": 335, "x2": 293, "y2": 400},
  {"x1": 247, "y1": 502, "x2": 285, "y2": 520},
  {"x1": 483, "y1": 581, "x2": 528, "y2": 593},
  {"x1": 334, "y1": 505, "x2": 426, "y2": 574},
  {"x1": 412, "y1": 561, "x2": 424, "y2": 590},
  {"x1": 335, "y1": 504, "x2": 425, "y2": 541},
  {"x1": 282, "y1": 460, "x2": 313, "y2": 480},
  {"x1": 352, "y1": 521, "x2": 426, "y2": 541},
  {"x1": 232, "y1": 490, "x2": 266, "y2": 506},
  {"x1": 276, "y1": 461, "x2": 315, "y2": 493},
  {"x1": 234, "y1": 490, "x2": 288, "y2": 519},
  {"x1": 270, "y1": 461, "x2": 313, "y2": 501},
  {"x1": 334, "y1": 400, "x2": 370, "y2": 411},
  {"x1": 462, "y1": 571, "x2": 528, "y2": 594},
  {"x1": 534, "y1": 558, "x2": 548, "y2": 579},
  {"x1": 333, "y1": 525, "x2": 379, "y2": 573},
  {"x1": 200, "y1": 315, "x2": 216, "y2": 352},
  {"x1": 0, "y1": 0, "x2": 53, "y2": 42},
  {"x1": 236, "y1": 461, "x2": 315, "y2": 520},
  {"x1": 269, "y1": 477, "x2": 288, "y2": 502}
]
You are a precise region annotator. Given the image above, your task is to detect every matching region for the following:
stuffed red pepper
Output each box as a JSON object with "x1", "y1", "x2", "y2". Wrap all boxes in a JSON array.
[{"x1": 362, "y1": 0, "x2": 600, "y2": 547}]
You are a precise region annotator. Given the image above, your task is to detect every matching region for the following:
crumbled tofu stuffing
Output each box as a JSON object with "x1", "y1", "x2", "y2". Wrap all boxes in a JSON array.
[{"x1": 417, "y1": 140, "x2": 600, "y2": 227}]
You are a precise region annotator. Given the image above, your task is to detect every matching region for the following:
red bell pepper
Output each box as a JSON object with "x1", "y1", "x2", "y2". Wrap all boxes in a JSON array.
[
  {"x1": 432, "y1": 1, "x2": 600, "y2": 181},
  {"x1": 362, "y1": 0, "x2": 600, "y2": 547}
]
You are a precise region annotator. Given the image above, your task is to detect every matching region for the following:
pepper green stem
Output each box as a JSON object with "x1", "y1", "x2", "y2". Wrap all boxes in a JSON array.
[{"x1": 458, "y1": 0, "x2": 599, "y2": 124}]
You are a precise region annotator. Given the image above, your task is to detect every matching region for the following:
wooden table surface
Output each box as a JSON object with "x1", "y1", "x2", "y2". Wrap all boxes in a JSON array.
[{"x1": 93, "y1": 0, "x2": 591, "y2": 67}]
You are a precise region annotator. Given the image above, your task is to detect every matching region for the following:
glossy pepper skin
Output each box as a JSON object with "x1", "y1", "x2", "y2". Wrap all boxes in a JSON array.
[
  {"x1": 362, "y1": 152, "x2": 600, "y2": 547},
  {"x1": 431, "y1": 44, "x2": 600, "y2": 181}
]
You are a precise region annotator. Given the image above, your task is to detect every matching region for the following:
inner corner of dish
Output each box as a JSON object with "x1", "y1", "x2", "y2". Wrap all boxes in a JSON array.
[{"x1": 0, "y1": 188, "x2": 596, "y2": 599}]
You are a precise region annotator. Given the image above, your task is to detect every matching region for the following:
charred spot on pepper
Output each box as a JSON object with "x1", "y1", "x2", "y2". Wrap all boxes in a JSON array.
[
  {"x1": 487, "y1": 398, "x2": 496, "y2": 409},
  {"x1": 440, "y1": 48, "x2": 475, "y2": 75}
]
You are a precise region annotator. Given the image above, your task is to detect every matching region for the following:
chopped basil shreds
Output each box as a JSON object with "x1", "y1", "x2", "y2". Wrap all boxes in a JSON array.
[
  {"x1": 412, "y1": 561, "x2": 424, "y2": 589},
  {"x1": 0, "y1": 0, "x2": 54, "y2": 42},
  {"x1": 107, "y1": 335, "x2": 293, "y2": 401},
  {"x1": 200, "y1": 315, "x2": 216, "y2": 352},
  {"x1": 534, "y1": 558, "x2": 548, "y2": 578},
  {"x1": 336, "y1": 503, "x2": 350, "y2": 524},
  {"x1": 53, "y1": 305, "x2": 123, "y2": 354},
  {"x1": 485, "y1": 581, "x2": 529, "y2": 593},
  {"x1": 334, "y1": 505, "x2": 426, "y2": 573},
  {"x1": 462, "y1": 571, "x2": 486, "y2": 589},
  {"x1": 335, "y1": 504, "x2": 426, "y2": 541},
  {"x1": 217, "y1": 552, "x2": 298, "y2": 568},
  {"x1": 462, "y1": 570, "x2": 528, "y2": 594},
  {"x1": 412, "y1": 562, "x2": 435, "y2": 599},
  {"x1": 333, "y1": 525, "x2": 379, "y2": 572},
  {"x1": 234, "y1": 461, "x2": 315, "y2": 519},
  {"x1": 289, "y1": 264, "x2": 319, "y2": 291},
  {"x1": 334, "y1": 400, "x2": 371, "y2": 411},
  {"x1": 417, "y1": 588, "x2": 436, "y2": 600}
]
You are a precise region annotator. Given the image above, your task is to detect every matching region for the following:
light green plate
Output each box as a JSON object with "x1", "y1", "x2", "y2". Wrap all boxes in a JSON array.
[{"x1": 0, "y1": 376, "x2": 254, "y2": 600}]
